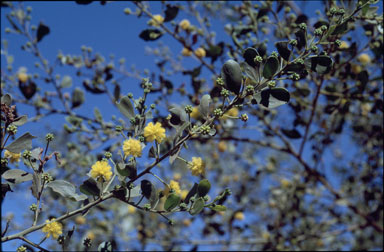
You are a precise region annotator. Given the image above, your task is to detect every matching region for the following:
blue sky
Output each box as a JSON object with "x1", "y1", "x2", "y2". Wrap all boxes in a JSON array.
[{"x1": 1, "y1": 1, "x2": 382, "y2": 251}]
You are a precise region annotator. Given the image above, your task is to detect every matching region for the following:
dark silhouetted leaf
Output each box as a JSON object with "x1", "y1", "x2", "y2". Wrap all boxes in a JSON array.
[
  {"x1": 263, "y1": 56, "x2": 279, "y2": 79},
  {"x1": 164, "y1": 193, "x2": 181, "y2": 211},
  {"x1": 36, "y1": 22, "x2": 50, "y2": 43},
  {"x1": 19, "y1": 81, "x2": 36, "y2": 99},
  {"x1": 243, "y1": 47, "x2": 259, "y2": 67},
  {"x1": 185, "y1": 183, "x2": 198, "y2": 204},
  {"x1": 164, "y1": 4, "x2": 179, "y2": 22},
  {"x1": 139, "y1": 29, "x2": 163, "y2": 41},
  {"x1": 275, "y1": 41, "x2": 291, "y2": 61},
  {"x1": 71, "y1": 88, "x2": 84, "y2": 109},
  {"x1": 281, "y1": 128, "x2": 302, "y2": 139},
  {"x1": 305, "y1": 55, "x2": 333, "y2": 74},
  {"x1": 295, "y1": 29, "x2": 306, "y2": 50},
  {"x1": 221, "y1": 59, "x2": 242, "y2": 94},
  {"x1": 80, "y1": 178, "x2": 100, "y2": 196}
]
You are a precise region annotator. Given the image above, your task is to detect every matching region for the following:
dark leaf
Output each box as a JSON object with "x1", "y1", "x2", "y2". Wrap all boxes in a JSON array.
[
  {"x1": 221, "y1": 59, "x2": 242, "y2": 94},
  {"x1": 305, "y1": 55, "x2": 333, "y2": 74},
  {"x1": 113, "y1": 84, "x2": 121, "y2": 101},
  {"x1": 275, "y1": 41, "x2": 291, "y2": 61},
  {"x1": 295, "y1": 29, "x2": 306, "y2": 50},
  {"x1": 243, "y1": 47, "x2": 259, "y2": 67},
  {"x1": 262, "y1": 56, "x2": 279, "y2": 79},
  {"x1": 1, "y1": 183, "x2": 13, "y2": 203},
  {"x1": 79, "y1": 178, "x2": 100, "y2": 196},
  {"x1": 75, "y1": 0, "x2": 93, "y2": 4},
  {"x1": 83, "y1": 81, "x2": 105, "y2": 94},
  {"x1": 184, "y1": 183, "x2": 198, "y2": 204},
  {"x1": 331, "y1": 21, "x2": 349, "y2": 35},
  {"x1": 164, "y1": 4, "x2": 179, "y2": 22},
  {"x1": 256, "y1": 87, "x2": 290, "y2": 109},
  {"x1": 139, "y1": 29, "x2": 163, "y2": 41},
  {"x1": 19, "y1": 81, "x2": 37, "y2": 100},
  {"x1": 1, "y1": 93, "x2": 12, "y2": 106},
  {"x1": 71, "y1": 88, "x2": 85, "y2": 109},
  {"x1": 281, "y1": 128, "x2": 302, "y2": 139},
  {"x1": 36, "y1": 22, "x2": 50, "y2": 43},
  {"x1": 197, "y1": 179, "x2": 211, "y2": 197}
]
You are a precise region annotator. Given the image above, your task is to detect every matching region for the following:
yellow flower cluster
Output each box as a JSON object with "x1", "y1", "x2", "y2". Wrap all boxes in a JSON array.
[
  {"x1": 339, "y1": 41, "x2": 349, "y2": 49},
  {"x1": 234, "y1": 211, "x2": 245, "y2": 221},
  {"x1": 188, "y1": 157, "x2": 205, "y2": 176},
  {"x1": 90, "y1": 160, "x2": 112, "y2": 181},
  {"x1": 181, "y1": 47, "x2": 193, "y2": 57},
  {"x1": 179, "y1": 19, "x2": 190, "y2": 30},
  {"x1": 194, "y1": 47, "x2": 206, "y2": 58},
  {"x1": 17, "y1": 72, "x2": 28, "y2": 83},
  {"x1": 148, "y1": 14, "x2": 164, "y2": 27},
  {"x1": 123, "y1": 138, "x2": 142, "y2": 158},
  {"x1": 190, "y1": 107, "x2": 200, "y2": 119},
  {"x1": 143, "y1": 122, "x2": 166, "y2": 143},
  {"x1": 4, "y1": 150, "x2": 21, "y2": 163},
  {"x1": 169, "y1": 180, "x2": 181, "y2": 194},
  {"x1": 358, "y1": 53, "x2": 371, "y2": 65},
  {"x1": 42, "y1": 219, "x2": 63, "y2": 239}
]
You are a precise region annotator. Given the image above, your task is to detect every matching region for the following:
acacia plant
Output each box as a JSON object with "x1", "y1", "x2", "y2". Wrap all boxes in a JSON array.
[{"x1": 1, "y1": 1, "x2": 383, "y2": 251}]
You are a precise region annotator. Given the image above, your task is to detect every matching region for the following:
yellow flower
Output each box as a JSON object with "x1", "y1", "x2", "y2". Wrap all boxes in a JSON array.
[
  {"x1": 217, "y1": 141, "x2": 227, "y2": 152},
  {"x1": 169, "y1": 180, "x2": 181, "y2": 195},
  {"x1": 86, "y1": 231, "x2": 95, "y2": 240},
  {"x1": 123, "y1": 138, "x2": 142, "y2": 158},
  {"x1": 148, "y1": 14, "x2": 164, "y2": 27},
  {"x1": 190, "y1": 107, "x2": 200, "y2": 119},
  {"x1": 75, "y1": 216, "x2": 86, "y2": 225},
  {"x1": 180, "y1": 189, "x2": 189, "y2": 199},
  {"x1": 339, "y1": 41, "x2": 349, "y2": 49},
  {"x1": 358, "y1": 53, "x2": 371, "y2": 65},
  {"x1": 223, "y1": 107, "x2": 239, "y2": 119},
  {"x1": 90, "y1": 160, "x2": 112, "y2": 181},
  {"x1": 194, "y1": 47, "x2": 206, "y2": 58},
  {"x1": 173, "y1": 173, "x2": 181, "y2": 181},
  {"x1": 183, "y1": 219, "x2": 191, "y2": 227},
  {"x1": 188, "y1": 157, "x2": 205, "y2": 176},
  {"x1": 181, "y1": 47, "x2": 193, "y2": 57},
  {"x1": 42, "y1": 219, "x2": 63, "y2": 239},
  {"x1": 128, "y1": 205, "x2": 136, "y2": 214},
  {"x1": 4, "y1": 150, "x2": 21, "y2": 163},
  {"x1": 351, "y1": 64, "x2": 362, "y2": 74},
  {"x1": 179, "y1": 19, "x2": 190, "y2": 30},
  {"x1": 280, "y1": 178, "x2": 291, "y2": 188},
  {"x1": 17, "y1": 72, "x2": 28, "y2": 83},
  {"x1": 143, "y1": 122, "x2": 166, "y2": 143},
  {"x1": 234, "y1": 211, "x2": 245, "y2": 221}
]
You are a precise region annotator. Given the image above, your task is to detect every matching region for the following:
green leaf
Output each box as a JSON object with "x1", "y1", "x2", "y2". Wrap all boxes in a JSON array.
[
  {"x1": 71, "y1": 88, "x2": 84, "y2": 109},
  {"x1": 164, "y1": 193, "x2": 181, "y2": 211},
  {"x1": 190, "y1": 197, "x2": 205, "y2": 215},
  {"x1": 2, "y1": 169, "x2": 33, "y2": 184},
  {"x1": 1, "y1": 93, "x2": 12, "y2": 106},
  {"x1": 169, "y1": 106, "x2": 187, "y2": 126},
  {"x1": 47, "y1": 180, "x2": 87, "y2": 201},
  {"x1": 281, "y1": 128, "x2": 302, "y2": 139},
  {"x1": 221, "y1": 60, "x2": 243, "y2": 94},
  {"x1": 11, "y1": 115, "x2": 28, "y2": 126},
  {"x1": 305, "y1": 55, "x2": 333, "y2": 74},
  {"x1": 255, "y1": 87, "x2": 290, "y2": 109},
  {"x1": 199, "y1": 94, "x2": 211, "y2": 118},
  {"x1": 98, "y1": 241, "x2": 113, "y2": 252},
  {"x1": 116, "y1": 96, "x2": 135, "y2": 120},
  {"x1": 141, "y1": 179, "x2": 158, "y2": 209},
  {"x1": 60, "y1": 75, "x2": 72, "y2": 88},
  {"x1": 275, "y1": 41, "x2": 291, "y2": 61},
  {"x1": 113, "y1": 84, "x2": 121, "y2": 101},
  {"x1": 5, "y1": 132, "x2": 36, "y2": 153},
  {"x1": 139, "y1": 29, "x2": 163, "y2": 41},
  {"x1": 184, "y1": 183, "x2": 198, "y2": 204},
  {"x1": 262, "y1": 56, "x2": 279, "y2": 79},
  {"x1": 331, "y1": 21, "x2": 349, "y2": 35},
  {"x1": 116, "y1": 162, "x2": 137, "y2": 179},
  {"x1": 243, "y1": 47, "x2": 259, "y2": 67},
  {"x1": 79, "y1": 178, "x2": 100, "y2": 196},
  {"x1": 164, "y1": 4, "x2": 179, "y2": 22},
  {"x1": 36, "y1": 22, "x2": 50, "y2": 43},
  {"x1": 197, "y1": 179, "x2": 211, "y2": 197},
  {"x1": 209, "y1": 205, "x2": 227, "y2": 212}
]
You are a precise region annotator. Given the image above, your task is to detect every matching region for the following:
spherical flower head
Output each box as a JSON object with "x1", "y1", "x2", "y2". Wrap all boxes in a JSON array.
[
  {"x1": 194, "y1": 47, "x2": 206, "y2": 58},
  {"x1": 148, "y1": 14, "x2": 164, "y2": 27},
  {"x1": 339, "y1": 41, "x2": 349, "y2": 49},
  {"x1": 143, "y1": 122, "x2": 166, "y2": 143},
  {"x1": 179, "y1": 19, "x2": 191, "y2": 30},
  {"x1": 90, "y1": 160, "x2": 112, "y2": 181},
  {"x1": 128, "y1": 205, "x2": 136, "y2": 214},
  {"x1": 17, "y1": 72, "x2": 28, "y2": 83},
  {"x1": 358, "y1": 53, "x2": 371, "y2": 65},
  {"x1": 190, "y1": 107, "x2": 201, "y2": 119},
  {"x1": 42, "y1": 218, "x2": 63, "y2": 239},
  {"x1": 223, "y1": 107, "x2": 239, "y2": 119},
  {"x1": 181, "y1": 47, "x2": 193, "y2": 57},
  {"x1": 169, "y1": 180, "x2": 181, "y2": 195},
  {"x1": 123, "y1": 138, "x2": 142, "y2": 158},
  {"x1": 217, "y1": 141, "x2": 227, "y2": 152},
  {"x1": 234, "y1": 211, "x2": 245, "y2": 221},
  {"x1": 188, "y1": 157, "x2": 205, "y2": 176},
  {"x1": 4, "y1": 150, "x2": 21, "y2": 163}
]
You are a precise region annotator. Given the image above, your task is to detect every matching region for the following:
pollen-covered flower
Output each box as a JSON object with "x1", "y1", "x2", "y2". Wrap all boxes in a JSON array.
[
  {"x1": 169, "y1": 180, "x2": 181, "y2": 195},
  {"x1": 181, "y1": 47, "x2": 192, "y2": 57},
  {"x1": 90, "y1": 160, "x2": 112, "y2": 181},
  {"x1": 42, "y1": 218, "x2": 63, "y2": 239},
  {"x1": 148, "y1": 14, "x2": 164, "y2": 27},
  {"x1": 194, "y1": 47, "x2": 206, "y2": 58},
  {"x1": 188, "y1": 157, "x2": 205, "y2": 176},
  {"x1": 4, "y1": 150, "x2": 21, "y2": 163},
  {"x1": 358, "y1": 53, "x2": 371, "y2": 65},
  {"x1": 123, "y1": 138, "x2": 142, "y2": 158},
  {"x1": 143, "y1": 122, "x2": 166, "y2": 143},
  {"x1": 179, "y1": 19, "x2": 191, "y2": 30}
]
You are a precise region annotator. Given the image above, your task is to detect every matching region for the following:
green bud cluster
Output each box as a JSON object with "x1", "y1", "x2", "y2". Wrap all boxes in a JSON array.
[
  {"x1": 201, "y1": 125, "x2": 211, "y2": 135},
  {"x1": 299, "y1": 23, "x2": 307, "y2": 30},
  {"x1": 42, "y1": 173, "x2": 53, "y2": 183},
  {"x1": 6, "y1": 125, "x2": 17, "y2": 135},
  {"x1": 45, "y1": 133, "x2": 54, "y2": 142},
  {"x1": 216, "y1": 77, "x2": 224, "y2": 86},
  {"x1": 23, "y1": 150, "x2": 32, "y2": 159},
  {"x1": 291, "y1": 73, "x2": 300, "y2": 81},
  {"x1": 220, "y1": 88, "x2": 230, "y2": 97},
  {"x1": 213, "y1": 108, "x2": 223, "y2": 117},
  {"x1": 241, "y1": 113, "x2": 249, "y2": 122},
  {"x1": 104, "y1": 152, "x2": 112, "y2": 159},
  {"x1": 254, "y1": 55, "x2": 263, "y2": 63},
  {"x1": 289, "y1": 39, "x2": 298, "y2": 46},
  {"x1": 267, "y1": 81, "x2": 276, "y2": 88},
  {"x1": 311, "y1": 45, "x2": 318, "y2": 53},
  {"x1": 184, "y1": 105, "x2": 193, "y2": 114}
]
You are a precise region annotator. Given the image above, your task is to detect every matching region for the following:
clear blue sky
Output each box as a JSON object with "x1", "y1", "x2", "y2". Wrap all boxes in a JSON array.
[{"x1": 1, "y1": 1, "x2": 381, "y2": 251}]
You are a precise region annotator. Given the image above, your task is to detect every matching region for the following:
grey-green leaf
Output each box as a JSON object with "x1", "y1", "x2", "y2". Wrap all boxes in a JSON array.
[
  {"x1": 11, "y1": 115, "x2": 28, "y2": 126},
  {"x1": 262, "y1": 56, "x2": 279, "y2": 79},
  {"x1": 71, "y1": 88, "x2": 85, "y2": 109},
  {"x1": 199, "y1": 94, "x2": 211, "y2": 118},
  {"x1": 209, "y1": 205, "x2": 227, "y2": 212},
  {"x1": 60, "y1": 75, "x2": 72, "y2": 88},
  {"x1": 117, "y1": 96, "x2": 135, "y2": 119},
  {"x1": 5, "y1": 132, "x2": 36, "y2": 153},
  {"x1": 1, "y1": 93, "x2": 12, "y2": 106},
  {"x1": 47, "y1": 180, "x2": 87, "y2": 201},
  {"x1": 221, "y1": 59, "x2": 242, "y2": 94},
  {"x1": 190, "y1": 197, "x2": 205, "y2": 215},
  {"x1": 164, "y1": 193, "x2": 181, "y2": 211},
  {"x1": 2, "y1": 169, "x2": 33, "y2": 184}
]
